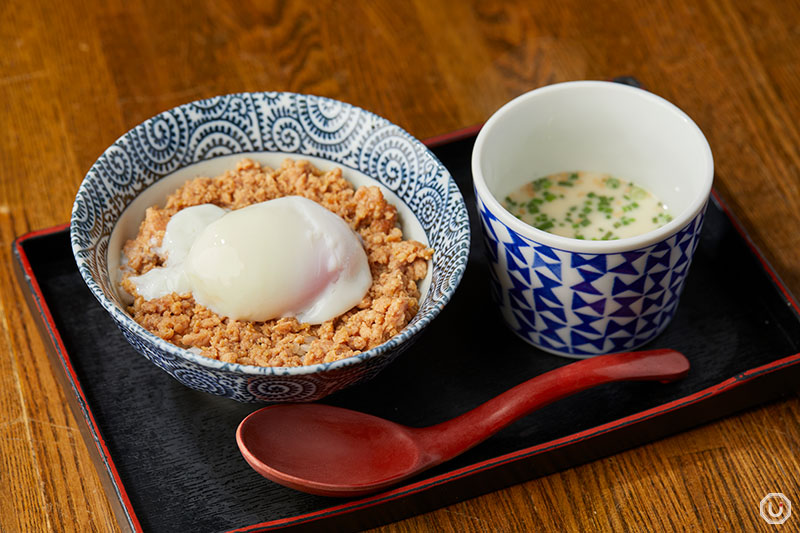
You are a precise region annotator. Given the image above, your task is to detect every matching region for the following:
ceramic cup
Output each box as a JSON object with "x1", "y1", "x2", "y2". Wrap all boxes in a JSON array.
[{"x1": 472, "y1": 81, "x2": 713, "y2": 358}]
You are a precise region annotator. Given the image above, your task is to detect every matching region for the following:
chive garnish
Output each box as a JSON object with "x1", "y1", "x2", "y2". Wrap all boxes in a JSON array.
[{"x1": 502, "y1": 171, "x2": 671, "y2": 240}]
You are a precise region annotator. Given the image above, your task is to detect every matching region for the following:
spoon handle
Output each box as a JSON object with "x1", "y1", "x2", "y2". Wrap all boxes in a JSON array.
[{"x1": 416, "y1": 349, "x2": 689, "y2": 464}]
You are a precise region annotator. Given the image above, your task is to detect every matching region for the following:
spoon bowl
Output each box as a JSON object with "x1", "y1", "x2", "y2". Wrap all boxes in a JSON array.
[
  {"x1": 237, "y1": 349, "x2": 689, "y2": 497},
  {"x1": 238, "y1": 404, "x2": 425, "y2": 496}
]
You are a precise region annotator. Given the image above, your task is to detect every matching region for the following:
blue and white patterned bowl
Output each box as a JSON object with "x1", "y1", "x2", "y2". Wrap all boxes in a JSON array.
[
  {"x1": 71, "y1": 92, "x2": 470, "y2": 402},
  {"x1": 472, "y1": 81, "x2": 713, "y2": 358}
]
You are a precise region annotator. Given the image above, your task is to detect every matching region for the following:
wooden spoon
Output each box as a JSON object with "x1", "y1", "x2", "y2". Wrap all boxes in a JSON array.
[{"x1": 236, "y1": 348, "x2": 689, "y2": 497}]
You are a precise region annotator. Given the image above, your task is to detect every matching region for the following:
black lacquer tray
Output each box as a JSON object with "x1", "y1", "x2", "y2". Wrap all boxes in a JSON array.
[{"x1": 13, "y1": 127, "x2": 800, "y2": 532}]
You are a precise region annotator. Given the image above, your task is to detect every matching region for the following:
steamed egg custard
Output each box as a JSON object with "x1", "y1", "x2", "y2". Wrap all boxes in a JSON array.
[
  {"x1": 129, "y1": 196, "x2": 372, "y2": 325},
  {"x1": 503, "y1": 171, "x2": 674, "y2": 240}
]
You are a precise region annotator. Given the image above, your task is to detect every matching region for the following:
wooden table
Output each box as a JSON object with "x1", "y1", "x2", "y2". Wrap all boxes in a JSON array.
[{"x1": 2, "y1": 1, "x2": 799, "y2": 531}]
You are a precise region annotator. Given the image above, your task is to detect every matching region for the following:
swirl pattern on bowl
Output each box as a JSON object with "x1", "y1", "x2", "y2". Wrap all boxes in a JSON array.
[{"x1": 71, "y1": 92, "x2": 470, "y2": 402}]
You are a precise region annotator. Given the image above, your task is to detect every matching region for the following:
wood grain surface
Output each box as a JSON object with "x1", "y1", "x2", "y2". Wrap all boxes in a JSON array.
[{"x1": 1, "y1": 0, "x2": 799, "y2": 531}]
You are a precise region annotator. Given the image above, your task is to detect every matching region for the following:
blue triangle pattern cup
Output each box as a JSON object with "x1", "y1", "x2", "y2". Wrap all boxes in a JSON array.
[{"x1": 472, "y1": 81, "x2": 713, "y2": 358}]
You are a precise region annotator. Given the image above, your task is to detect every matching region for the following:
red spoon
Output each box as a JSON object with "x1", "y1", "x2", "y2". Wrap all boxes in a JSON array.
[{"x1": 236, "y1": 348, "x2": 689, "y2": 497}]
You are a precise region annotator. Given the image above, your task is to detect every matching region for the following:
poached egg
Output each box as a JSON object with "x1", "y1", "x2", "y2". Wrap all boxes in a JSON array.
[{"x1": 129, "y1": 196, "x2": 372, "y2": 324}]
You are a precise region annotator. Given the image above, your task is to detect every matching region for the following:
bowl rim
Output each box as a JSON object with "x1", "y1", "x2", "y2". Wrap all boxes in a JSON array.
[
  {"x1": 471, "y1": 80, "x2": 714, "y2": 254},
  {"x1": 71, "y1": 90, "x2": 470, "y2": 377}
]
